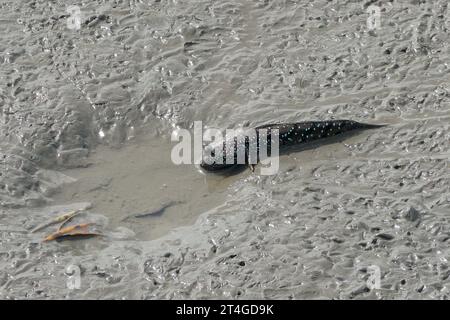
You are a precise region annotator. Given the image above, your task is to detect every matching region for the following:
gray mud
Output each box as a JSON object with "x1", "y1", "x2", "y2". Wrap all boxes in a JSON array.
[{"x1": 1, "y1": 0, "x2": 450, "y2": 299}]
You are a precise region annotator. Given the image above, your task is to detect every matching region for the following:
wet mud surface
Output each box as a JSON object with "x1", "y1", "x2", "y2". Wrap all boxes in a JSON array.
[{"x1": 1, "y1": 0, "x2": 450, "y2": 299}]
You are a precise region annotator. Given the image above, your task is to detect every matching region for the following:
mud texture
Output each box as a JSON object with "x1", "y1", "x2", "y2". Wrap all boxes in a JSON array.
[{"x1": 1, "y1": 0, "x2": 450, "y2": 299}]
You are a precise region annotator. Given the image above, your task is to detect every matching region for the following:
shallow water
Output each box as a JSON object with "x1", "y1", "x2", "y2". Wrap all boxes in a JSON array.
[
  {"x1": 1, "y1": 0, "x2": 450, "y2": 299},
  {"x1": 52, "y1": 134, "x2": 232, "y2": 240}
]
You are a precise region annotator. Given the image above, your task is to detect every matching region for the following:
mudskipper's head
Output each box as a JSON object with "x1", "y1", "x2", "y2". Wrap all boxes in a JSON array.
[{"x1": 199, "y1": 142, "x2": 237, "y2": 172}]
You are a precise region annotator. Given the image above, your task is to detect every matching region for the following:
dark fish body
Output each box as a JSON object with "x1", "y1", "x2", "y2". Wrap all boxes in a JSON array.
[{"x1": 200, "y1": 120, "x2": 384, "y2": 172}]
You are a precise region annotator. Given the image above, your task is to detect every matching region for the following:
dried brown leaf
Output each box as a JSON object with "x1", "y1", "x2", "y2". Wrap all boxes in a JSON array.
[{"x1": 43, "y1": 223, "x2": 101, "y2": 241}]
